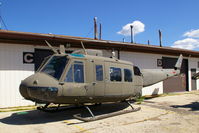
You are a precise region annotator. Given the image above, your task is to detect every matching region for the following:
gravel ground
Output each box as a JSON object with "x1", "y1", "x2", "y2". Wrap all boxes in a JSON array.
[{"x1": 0, "y1": 91, "x2": 199, "y2": 133}]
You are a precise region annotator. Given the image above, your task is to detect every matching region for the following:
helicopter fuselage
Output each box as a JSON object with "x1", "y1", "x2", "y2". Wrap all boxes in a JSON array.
[{"x1": 20, "y1": 53, "x2": 143, "y2": 104}]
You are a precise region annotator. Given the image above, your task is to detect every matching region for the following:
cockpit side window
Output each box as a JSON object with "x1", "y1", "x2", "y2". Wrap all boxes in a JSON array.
[
  {"x1": 41, "y1": 56, "x2": 68, "y2": 80},
  {"x1": 65, "y1": 65, "x2": 73, "y2": 82},
  {"x1": 64, "y1": 61, "x2": 84, "y2": 83},
  {"x1": 74, "y1": 62, "x2": 84, "y2": 83}
]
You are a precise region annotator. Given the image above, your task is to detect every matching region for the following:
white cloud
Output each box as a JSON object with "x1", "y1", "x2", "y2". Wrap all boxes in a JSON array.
[
  {"x1": 183, "y1": 29, "x2": 199, "y2": 38},
  {"x1": 117, "y1": 20, "x2": 145, "y2": 36},
  {"x1": 172, "y1": 38, "x2": 199, "y2": 50}
]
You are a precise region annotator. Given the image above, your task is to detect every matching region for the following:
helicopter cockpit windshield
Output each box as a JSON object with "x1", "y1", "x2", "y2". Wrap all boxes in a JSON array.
[{"x1": 40, "y1": 56, "x2": 68, "y2": 80}]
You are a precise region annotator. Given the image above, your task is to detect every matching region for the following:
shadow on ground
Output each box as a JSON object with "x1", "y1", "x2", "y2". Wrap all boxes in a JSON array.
[
  {"x1": 0, "y1": 102, "x2": 129, "y2": 125},
  {"x1": 171, "y1": 102, "x2": 199, "y2": 111}
]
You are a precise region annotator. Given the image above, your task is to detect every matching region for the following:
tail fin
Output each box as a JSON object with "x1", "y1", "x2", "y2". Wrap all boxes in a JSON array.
[{"x1": 174, "y1": 54, "x2": 183, "y2": 70}]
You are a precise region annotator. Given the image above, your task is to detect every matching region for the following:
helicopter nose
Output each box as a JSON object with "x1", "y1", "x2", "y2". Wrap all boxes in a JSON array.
[
  {"x1": 19, "y1": 73, "x2": 60, "y2": 102},
  {"x1": 19, "y1": 83, "x2": 30, "y2": 100}
]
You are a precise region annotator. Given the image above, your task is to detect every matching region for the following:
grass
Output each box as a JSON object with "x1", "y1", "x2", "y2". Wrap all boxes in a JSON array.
[
  {"x1": 135, "y1": 96, "x2": 146, "y2": 104},
  {"x1": 0, "y1": 105, "x2": 36, "y2": 112}
]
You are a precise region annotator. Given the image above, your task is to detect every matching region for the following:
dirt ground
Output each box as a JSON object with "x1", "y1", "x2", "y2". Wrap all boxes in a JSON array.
[{"x1": 0, "y1": 91, "x2": 199, "y2": 133}]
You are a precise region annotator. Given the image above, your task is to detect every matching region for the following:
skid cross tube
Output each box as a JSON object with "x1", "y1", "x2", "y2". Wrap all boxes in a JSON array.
[
  {"x1": 126, "y1": 101, "x2": 134, "y2": 110},
  {"x1": 85, "y1": 106, "x2": 95, "y2": 117}
]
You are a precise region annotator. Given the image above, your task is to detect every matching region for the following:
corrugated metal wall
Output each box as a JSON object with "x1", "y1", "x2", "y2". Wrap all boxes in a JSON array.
[{"x1": 0, "y1": 43, "x2": 34, "y2": 108}]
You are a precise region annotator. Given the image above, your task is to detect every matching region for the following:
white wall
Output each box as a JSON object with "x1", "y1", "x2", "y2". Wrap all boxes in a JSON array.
[
  {"x1": 188, "y1": 57, "x2": 199, "y2": 90},
  {"x1": 0, "y1": 43, "x2": 35, "y2": 108}
]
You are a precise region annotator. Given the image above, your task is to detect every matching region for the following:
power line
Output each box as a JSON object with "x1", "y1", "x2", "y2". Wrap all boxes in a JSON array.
[
  {"x1": 85, "y1": 25, "x2": 94, "y2": 38},
  {"x1": 0, "y1": 15, "x2": 8, "y2": 30},
  {"x1": 0, "y1": 2, "x2": 8, "y2": 30}
]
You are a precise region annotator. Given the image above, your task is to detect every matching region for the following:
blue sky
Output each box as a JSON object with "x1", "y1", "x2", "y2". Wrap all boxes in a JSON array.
[{"x1": 1, "y1": 0, "x2": 199, "y2": 50}]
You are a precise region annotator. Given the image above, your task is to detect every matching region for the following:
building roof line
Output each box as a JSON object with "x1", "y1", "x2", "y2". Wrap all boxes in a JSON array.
[{"x1": 0, "y1": 30, "x2": 199, "y2": 57}]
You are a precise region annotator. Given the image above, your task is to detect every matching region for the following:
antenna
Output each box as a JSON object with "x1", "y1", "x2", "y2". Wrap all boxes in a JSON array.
[
  {"x1": 81, "y1": 41, "x2": 87, "y2": 55},
  {"x1": 99, "y1": 23, "x2": 102, "y2": 40},
  {"x1": 45, "y1": 40, "x2": 58, "y2": 54}
]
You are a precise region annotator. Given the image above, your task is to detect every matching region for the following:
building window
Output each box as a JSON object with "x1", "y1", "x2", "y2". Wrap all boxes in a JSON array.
[
  {"x1": 96, "y1": 65, "x2": 103, "y2": 81},
  {"x1": 134, "y1": 66, "x2": 142, "y2": 76},
  {"x1": 124, "y1": 69, "x2": 133, "y2": 82},
  {"x1": 110, "y1": 67, "x2": 122, "y2": 81},
  {"x1": 157, "y1": 59, "x2": 163, "y2": 67}
]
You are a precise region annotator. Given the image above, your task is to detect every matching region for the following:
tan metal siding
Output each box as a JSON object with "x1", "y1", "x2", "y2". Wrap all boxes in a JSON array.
[{"x1": 0, "y1": 43, "x2": 34, "y2": 108}]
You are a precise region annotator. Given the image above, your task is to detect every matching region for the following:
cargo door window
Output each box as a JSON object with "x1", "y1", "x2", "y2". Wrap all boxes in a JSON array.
[
  {"x1": 96, "y1": 65, "x2": 103, "y2": 81},
  {"x1": 110, "y1": 67, "x2": 122, "y2": 82},
  {"x1": 65, "y1": 61, "x2": 84, "y2": 83},
  {"x1": 124, "y1": 69, "x2": 133, "y2": 82}
]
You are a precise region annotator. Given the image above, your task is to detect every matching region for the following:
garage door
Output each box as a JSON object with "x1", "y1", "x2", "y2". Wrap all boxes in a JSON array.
[
  {"x1": 162, "y1": 57, "x2": 188, "y2": 93},
  {"x1": 34, "y1": 49, "x2": 54, "y2": 71},
  {"x1": 34, "y1": 49, "x2": 73, "y2": 71}
]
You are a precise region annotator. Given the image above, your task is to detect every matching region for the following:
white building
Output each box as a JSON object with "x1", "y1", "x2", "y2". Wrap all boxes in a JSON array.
[{"x1": 0, "y1": 30, "x2": 199, "y2": 108}]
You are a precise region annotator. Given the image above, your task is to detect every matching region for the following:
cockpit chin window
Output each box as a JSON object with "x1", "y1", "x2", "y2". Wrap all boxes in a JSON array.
[{"x1": 41, "y1": 56, "x2": 68, "y2": 80}]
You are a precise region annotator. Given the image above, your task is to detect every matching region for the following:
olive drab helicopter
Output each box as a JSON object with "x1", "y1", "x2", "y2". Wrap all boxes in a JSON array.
[{"x1": 19, "y1": 41, "x2": 183, "y2": 121}]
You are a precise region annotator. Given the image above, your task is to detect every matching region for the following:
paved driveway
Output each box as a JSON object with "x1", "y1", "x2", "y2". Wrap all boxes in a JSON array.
[{"x1": 0, "y1": 91, "x2": 199, "y2": 133}]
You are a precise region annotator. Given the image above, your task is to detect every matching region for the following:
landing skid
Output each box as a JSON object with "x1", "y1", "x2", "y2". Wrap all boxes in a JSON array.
[{"x1": 73, "y1": 101, "x2": 141, "y2": 122}]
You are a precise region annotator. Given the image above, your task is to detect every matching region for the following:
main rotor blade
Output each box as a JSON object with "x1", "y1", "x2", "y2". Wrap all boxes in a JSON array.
[{"x1": 45, "y1": 40, "x2": 58, "y2": 54}]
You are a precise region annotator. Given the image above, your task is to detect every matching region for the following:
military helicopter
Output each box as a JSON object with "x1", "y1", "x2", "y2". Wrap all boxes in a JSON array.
[{"x1": 19, "y1": 41, "x2": 183, "y2": 121}]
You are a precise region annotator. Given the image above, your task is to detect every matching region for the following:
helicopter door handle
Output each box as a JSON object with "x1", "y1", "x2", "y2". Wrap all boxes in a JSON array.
[{"x1": 92, "y1": 82, "x2": 97, "y2": 86}]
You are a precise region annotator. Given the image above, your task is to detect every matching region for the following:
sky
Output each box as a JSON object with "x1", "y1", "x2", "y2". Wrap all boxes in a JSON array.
[{"x1": 1, "y1": 0, "x2": 199, "y2": 50}]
